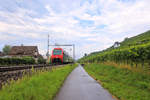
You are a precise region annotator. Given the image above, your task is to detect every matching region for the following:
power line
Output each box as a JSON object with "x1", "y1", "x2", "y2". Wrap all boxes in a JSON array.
[{"x1": 49, "y1": 44, "x2": 75, "y2": 60}]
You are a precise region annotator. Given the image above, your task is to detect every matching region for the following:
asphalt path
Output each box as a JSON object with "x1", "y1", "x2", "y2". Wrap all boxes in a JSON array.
[{"x1": 54, "y1": 65, "x2": 115, "y2": 100}]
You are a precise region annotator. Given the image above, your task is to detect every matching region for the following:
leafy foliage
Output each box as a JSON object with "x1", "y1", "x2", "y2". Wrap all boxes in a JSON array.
[
  {"x1": 0, "y1": 56, "x2": 36, "y2": 65},
  {"x1": 37, "y1": 57, "x2": 46, "y2": 64},
  {"x1": 2, "y1": 45, "x2": 11, "y2": 55},
  {"x1": 79, "y1": 30, "x2": 150, "y2": 69}
]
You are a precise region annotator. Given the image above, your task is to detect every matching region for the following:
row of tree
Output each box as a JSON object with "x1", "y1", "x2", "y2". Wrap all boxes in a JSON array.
[{"x1": 79, "y1": 43, "x2": 150, "y2": 68}]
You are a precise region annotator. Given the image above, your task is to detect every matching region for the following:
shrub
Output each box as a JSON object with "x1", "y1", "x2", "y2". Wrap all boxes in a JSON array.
[
  {"x1": 0, "y1": 56, "x2": 36, "y2": 65},
  {"x1": 22, "y1": 56, "x2": 35, "y2": 64},
  {"x1": 38, "y1": 57, "x2": 46, "y2": 64}
]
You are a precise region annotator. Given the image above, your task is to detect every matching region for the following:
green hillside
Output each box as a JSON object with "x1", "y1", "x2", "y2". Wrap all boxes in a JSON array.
[
  {"x1": 84, "y1": 30, "x2": 150, "y2": 58},
  {"x1": 79, "y1": 30, "x2": 150, "y2": 71},
  {"x1": 120, "y1": 30, "x2": 150, "y2": 48}
]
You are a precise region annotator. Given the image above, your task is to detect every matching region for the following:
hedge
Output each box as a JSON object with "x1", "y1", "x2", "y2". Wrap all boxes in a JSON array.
[
  {"x1": 37, "y1": 57, "x2": 46, "y2": 64},
  {"x1": 0, "y1": 56, "x2": 36, "y2": 65}
]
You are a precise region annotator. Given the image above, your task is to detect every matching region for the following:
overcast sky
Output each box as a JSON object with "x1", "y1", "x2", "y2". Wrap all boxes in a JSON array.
[{"x1": 0, "y1": 0, "x2": 150, "y2": 59}]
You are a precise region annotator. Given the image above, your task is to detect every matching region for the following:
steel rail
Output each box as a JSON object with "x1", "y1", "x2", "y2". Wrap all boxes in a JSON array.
[{"x1": 0, "y1": 64, "x2": 65, "y2": 72}]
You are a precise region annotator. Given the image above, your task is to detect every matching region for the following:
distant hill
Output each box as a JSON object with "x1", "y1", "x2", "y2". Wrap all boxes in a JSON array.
[
  {"x1": 84, "y1": 30, "x2": 150, "y2": 58},
  {"x1": 79, "y1": 30, "x2": 150, "y2": 67},
  {"x1": 91, "y1": 30, "x2": 150, "y2": 55},
  {"x1": 119, "y1": 30, "x2": 150, "y2": 48}
]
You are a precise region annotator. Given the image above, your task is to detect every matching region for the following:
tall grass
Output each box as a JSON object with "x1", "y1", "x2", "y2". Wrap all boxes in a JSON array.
[
  {"x1": 84, "y1": 63, "x2": 150, "y2": 100},
  {"x1": 102, "y1": 61, "x2": 150, "y2": 74},
  {"x1": 0, "y1": 64, "x2": 77, "y2": 100}
]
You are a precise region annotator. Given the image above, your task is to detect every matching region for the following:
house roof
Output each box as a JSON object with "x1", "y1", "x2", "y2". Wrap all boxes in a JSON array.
[{"x1": 9, "y1": 46, "x2": 39, "y2": 56}]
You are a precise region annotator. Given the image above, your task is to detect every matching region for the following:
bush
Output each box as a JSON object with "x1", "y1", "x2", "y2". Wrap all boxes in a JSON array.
[
  {"x1": 38, "y1": 57, "x2": 46, "y2": 64},
  {"x1": 22, "y1": 56, "x2": 35, "y2": 64},
  {"x1": 0, "y1": 56, "x2": 36, "y2": 65}
]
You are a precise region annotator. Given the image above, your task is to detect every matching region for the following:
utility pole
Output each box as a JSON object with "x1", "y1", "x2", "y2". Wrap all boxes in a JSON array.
[
  {"x1": 73, "y1": 44, "x2": 75, "y2": 61},
  {"x1": 47, "y1": 34, "x2": 50, "y2": 60}
]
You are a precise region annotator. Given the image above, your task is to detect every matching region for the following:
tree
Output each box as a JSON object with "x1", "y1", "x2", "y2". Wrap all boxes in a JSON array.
[{"x1": 2, "y1": 45, "x2": 11, "y2": 55}]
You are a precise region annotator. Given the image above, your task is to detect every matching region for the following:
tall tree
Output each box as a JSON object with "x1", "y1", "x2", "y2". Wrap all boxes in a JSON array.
[{"x1": 2, "y1": 45, "x2": 11, "y2": 55}]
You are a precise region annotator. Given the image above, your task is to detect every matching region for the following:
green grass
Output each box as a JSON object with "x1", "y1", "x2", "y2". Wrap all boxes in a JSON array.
[
  {"x1": 0, "y1": 64, "x2": 77, "y2": 100},
  {"x1": 84, "y1": 63, "x2": 150, "y2": 100}
]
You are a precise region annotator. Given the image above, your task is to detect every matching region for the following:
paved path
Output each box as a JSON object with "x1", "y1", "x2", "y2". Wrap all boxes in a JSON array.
[{"x1": 54, "y1": 65, "x2": 115, "y2": 100}]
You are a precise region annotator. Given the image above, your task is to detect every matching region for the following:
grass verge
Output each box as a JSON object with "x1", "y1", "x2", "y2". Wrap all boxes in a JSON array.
[
  {"x1": 0, "y1": 64, "x2": 77, "y2": 100},
  {"x1": 84, "y1": 63, "x2": 150, "y2": 100}
]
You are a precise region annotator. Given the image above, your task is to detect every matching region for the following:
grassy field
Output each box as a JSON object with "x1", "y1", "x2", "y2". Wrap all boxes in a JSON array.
[
  {"x1": 84, "y1": 63, "x2": 150, "y2": 100},
  {"x1": 0, "y1": 64, "x2": 77, "y2": 100}
]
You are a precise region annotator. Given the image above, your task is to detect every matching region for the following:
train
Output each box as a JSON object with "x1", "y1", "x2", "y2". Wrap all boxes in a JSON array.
[{"x1": 50, "y1": 48, "x2": 73, "y2": 64}]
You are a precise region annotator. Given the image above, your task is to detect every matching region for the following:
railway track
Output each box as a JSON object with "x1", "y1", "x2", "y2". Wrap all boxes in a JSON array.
[
  {"x1": 0, "y1": 64, "x2": 65, "y2": 72},
  {"x1": 0, "y1": 64, "x2": 70, "y2": 89}
]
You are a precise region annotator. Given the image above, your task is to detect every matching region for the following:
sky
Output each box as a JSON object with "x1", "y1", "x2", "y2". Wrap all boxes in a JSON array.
[{"x1": 0, "y1": 0, "x2": 150, "y2": 59}]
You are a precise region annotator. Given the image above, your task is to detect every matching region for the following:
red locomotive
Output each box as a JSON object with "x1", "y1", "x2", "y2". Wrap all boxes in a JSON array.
[{"x1": 51, "y1": 48, "x2": 73, "y2": 64}]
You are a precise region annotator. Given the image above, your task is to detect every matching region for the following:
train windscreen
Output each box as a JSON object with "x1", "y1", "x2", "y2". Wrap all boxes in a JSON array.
[{"x1": 53, "y1": 49, "x2": 62, "y2": 55}]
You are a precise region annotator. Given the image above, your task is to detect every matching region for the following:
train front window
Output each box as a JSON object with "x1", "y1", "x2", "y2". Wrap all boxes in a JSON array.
[{"x1": 53, "y1": 50, "x2": 62, "y2": 55}]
